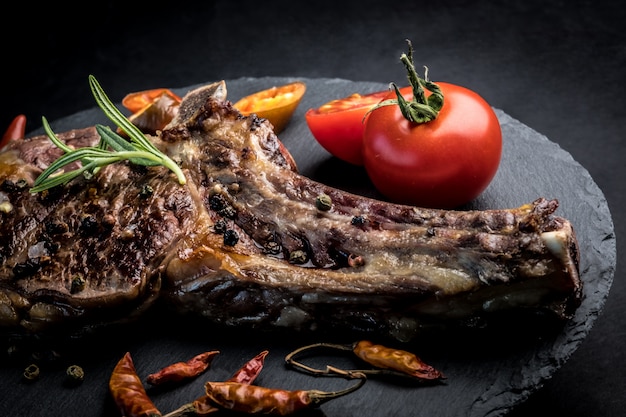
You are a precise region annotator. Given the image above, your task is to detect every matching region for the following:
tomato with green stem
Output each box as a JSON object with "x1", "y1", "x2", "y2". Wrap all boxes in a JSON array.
[{"x1": 362, "y1": 41, "x2": 502, "y2": 208}]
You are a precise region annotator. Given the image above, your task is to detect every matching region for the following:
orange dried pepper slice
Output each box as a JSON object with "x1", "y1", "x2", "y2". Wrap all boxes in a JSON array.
[
  {"x1": 122, "y1": 88, "x2": 182, "y2": 113},
  {"x1": 233, "y1": 81, "x2": 306, "y2": 134}
]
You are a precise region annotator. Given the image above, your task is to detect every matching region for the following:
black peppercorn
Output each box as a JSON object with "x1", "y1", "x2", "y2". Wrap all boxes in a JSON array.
[{"x1": 223, "y1": 229, "x2": 239, "y2": 246}]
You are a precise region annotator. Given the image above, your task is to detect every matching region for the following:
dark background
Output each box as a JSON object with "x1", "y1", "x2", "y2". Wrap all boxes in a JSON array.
[{"x1": 1, "y1": 1, "x2": 624, "y2": 416}]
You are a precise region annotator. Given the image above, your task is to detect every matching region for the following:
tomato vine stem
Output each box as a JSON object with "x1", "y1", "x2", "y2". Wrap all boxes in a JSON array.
[{"x1": 368, "y1": 39, "x2": 444, "y2": 124}]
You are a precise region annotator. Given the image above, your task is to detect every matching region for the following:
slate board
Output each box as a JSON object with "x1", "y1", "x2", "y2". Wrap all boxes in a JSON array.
[{"x1": 0, "y1": 77, "x2": 616, "y2": 417}]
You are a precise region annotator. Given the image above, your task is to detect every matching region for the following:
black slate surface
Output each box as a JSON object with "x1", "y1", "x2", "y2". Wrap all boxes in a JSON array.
[{"x1": 0, "y1": 77, "x2": 615, "y2": 417}]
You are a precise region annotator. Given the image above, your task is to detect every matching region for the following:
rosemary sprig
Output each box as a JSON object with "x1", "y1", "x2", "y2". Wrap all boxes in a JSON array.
[{"x1": 30, "y1": 75, "x2": 186, "y2": 193}]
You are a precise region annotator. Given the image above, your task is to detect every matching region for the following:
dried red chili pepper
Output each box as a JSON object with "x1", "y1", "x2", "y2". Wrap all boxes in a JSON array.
[
  {"x1": 146, "y1": 350, "x2": 219, "y2": 386},
  {"x1": 285, "y1": 340, "x2": 444, "y2": 381},
  {"x1": 352, "y1": 340, "x2": 443, "y2": 380},
  {"x1": 191, "y1": 350, "x2": 270, "y2": 415},
  {"x1": 109, "y1": 352, "x2": 161, "y2": 417},
  {"x1": 228, "y1": 349, "x2": 269, "y2": 384},
  {"x1": 1, "y1": 114, "x2": 26, "y2": 149},
  {"x1": 204, "y1": 371, "x2": 366, "y2": 416}
]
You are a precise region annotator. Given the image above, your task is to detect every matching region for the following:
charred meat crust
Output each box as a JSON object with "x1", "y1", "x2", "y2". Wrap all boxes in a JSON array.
[
  {"x1": 159, "y1": 93, "x2": 581, "y2": 340},
  {"x1": 0, "y1": 82, "x2": 581, "y2": 341},
  {"x1": 0, "y1": 129, "x2": 195, "y2": 332}
]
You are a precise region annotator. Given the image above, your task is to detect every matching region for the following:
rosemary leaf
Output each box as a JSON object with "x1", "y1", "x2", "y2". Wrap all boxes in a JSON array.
[
  {"x1": 30, "y1": 165, "x2": 95, "y2": 194},
  {"x1": 42, "y1": 117, "x2": 73, "y2": 154},
  {"x1": 32, "y1": 147, "x2": 109, "y2": 187},
  {"x1": 30, "y1": 75, "x2": 187, "y2": 193},
  {"x1": 88, "y1": 75, "x2": 161, "y2": 155},
  {"x1": 94, "y1": 125, "x2": 134, "y2": 152},
  {"x1": 95, "y1": 125, "x2": 160, "y2": 166}
]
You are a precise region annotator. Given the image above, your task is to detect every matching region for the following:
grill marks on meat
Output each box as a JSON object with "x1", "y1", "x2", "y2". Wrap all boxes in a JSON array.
[
  {"x1": 0, "y1": 82, "x2": 581, "y2": 340},
  {"x1": 0, "y1": 129, "x2": 198, "y2": 332}
]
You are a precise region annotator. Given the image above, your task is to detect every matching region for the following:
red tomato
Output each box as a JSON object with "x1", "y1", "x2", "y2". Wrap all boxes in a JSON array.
[
  {"x1": 362, "y1": 82, "x2": 502, "y2": 208},
  {"x1": 305, "y1": 88, "x2": 411, "y2": 166}
]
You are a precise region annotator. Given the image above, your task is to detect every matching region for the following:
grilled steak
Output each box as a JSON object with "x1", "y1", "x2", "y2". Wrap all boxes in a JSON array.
[{"x1": 0, "y1": 81, "x2": 581, "y2": 341}]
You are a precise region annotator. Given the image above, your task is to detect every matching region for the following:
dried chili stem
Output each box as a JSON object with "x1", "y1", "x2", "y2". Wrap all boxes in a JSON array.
[
  {"x1": 161, "y1": 403, "x2": 197, "y2": 417},
  {"x1": 285, "y1": 342, "x2": 353, "y2": 376}
]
